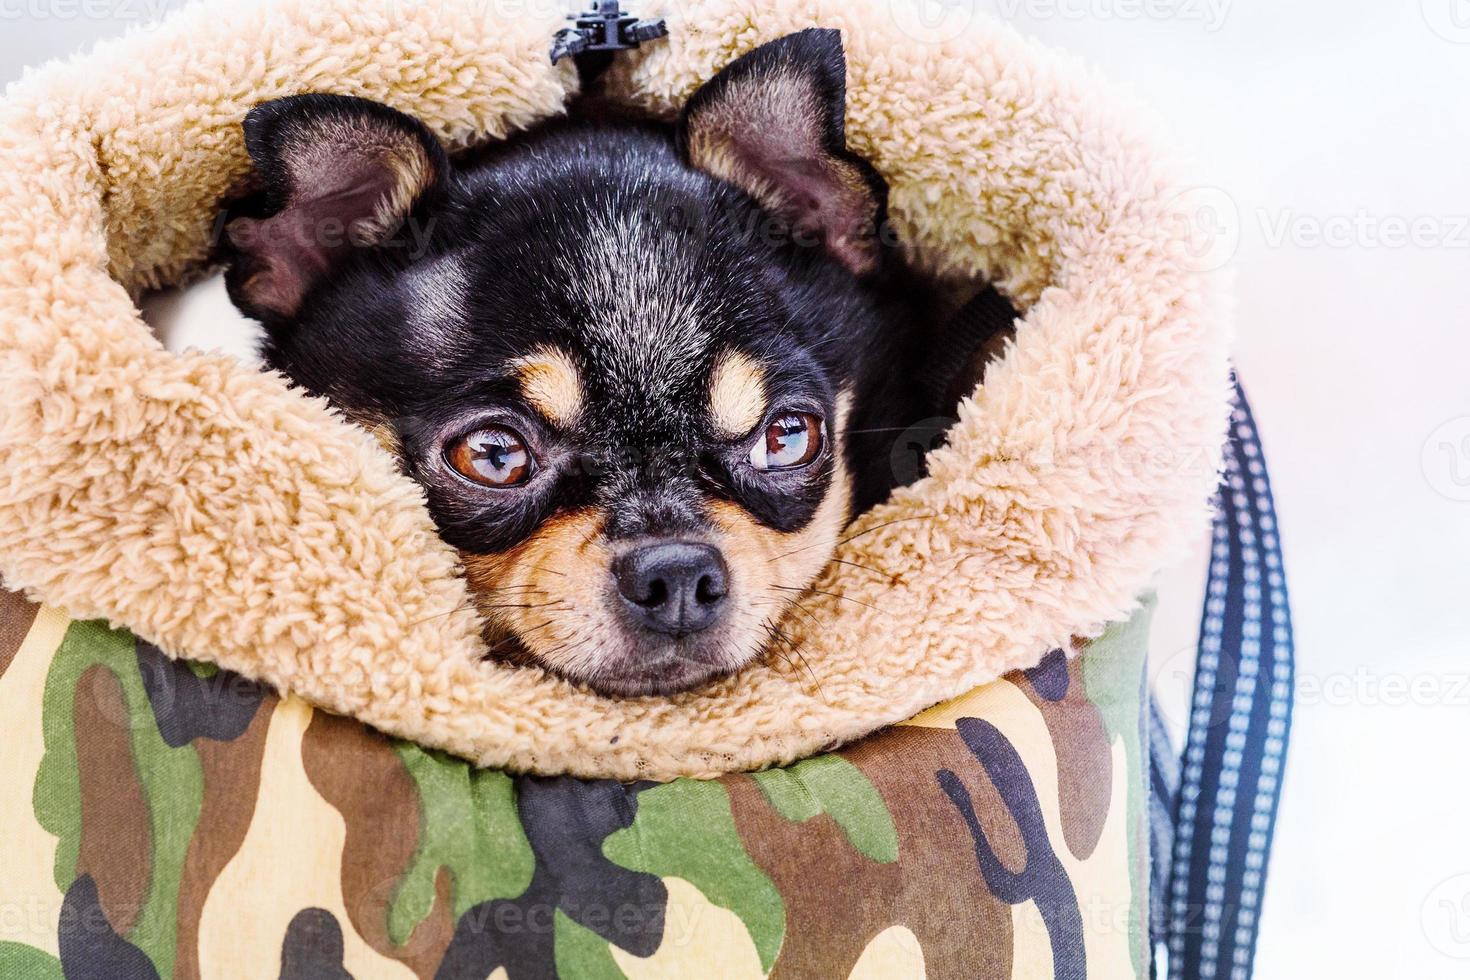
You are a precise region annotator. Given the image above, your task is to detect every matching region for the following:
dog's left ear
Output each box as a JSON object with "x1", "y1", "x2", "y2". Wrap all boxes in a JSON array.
[
  {"x1": 223, "y1": 94, "x2": 448, "y2": 322},
  {"x1": 678, "y1": 28, "x2": 887, "y2": 278}
]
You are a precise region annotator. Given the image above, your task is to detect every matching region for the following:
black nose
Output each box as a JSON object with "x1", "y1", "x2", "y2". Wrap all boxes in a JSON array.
[{"x1": 614, "y1": 542, "x2": 729, "y2": 636}]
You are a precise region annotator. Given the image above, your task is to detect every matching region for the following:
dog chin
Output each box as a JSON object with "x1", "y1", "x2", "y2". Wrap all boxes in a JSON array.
[
  {"x1": 581, "y1": 659, "x2": 736, "y2": 698},
  {"x1": 561, "y1": 633, "x2": 755, "y2": 698}
]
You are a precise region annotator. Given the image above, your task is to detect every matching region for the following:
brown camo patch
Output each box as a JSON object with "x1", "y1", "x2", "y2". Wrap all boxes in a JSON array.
[
  {"x1": 73, "y1": 665, "x2": 152, "y2": 935},
  {"x1": 173, "y1": 694, "x2": 278, "y2": 980},
  {"x1": 1014, "y1": 658, "x2": 1114, "y2": 862},
  {"x1": 729, "y1": 724, "x2": 1016, "y2": 980},
  {"x1": 302, "y1": 709, "x2": 456, "y2": 976},
  {"x1": 0, "y1": 588, "x2": 39, "y2": 679}
]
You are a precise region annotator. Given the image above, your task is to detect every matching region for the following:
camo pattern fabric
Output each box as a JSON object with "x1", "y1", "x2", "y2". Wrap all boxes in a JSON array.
[{"x1": 0, "y1": 587, "x2": 1151, "y2": 979}]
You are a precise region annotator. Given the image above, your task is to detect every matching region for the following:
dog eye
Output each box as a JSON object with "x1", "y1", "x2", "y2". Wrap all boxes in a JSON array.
[
  {"x1": 445, "y1": 426, "x2": 533, "y2": 487},
  {"x1": 749, "y1": 412, "x2": 823, "y2": 470}
]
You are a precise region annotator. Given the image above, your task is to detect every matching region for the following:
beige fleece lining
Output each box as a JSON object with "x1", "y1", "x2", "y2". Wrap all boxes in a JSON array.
[{"x1": 0, "y1": 0, "x2": 1229, "y2": 779}]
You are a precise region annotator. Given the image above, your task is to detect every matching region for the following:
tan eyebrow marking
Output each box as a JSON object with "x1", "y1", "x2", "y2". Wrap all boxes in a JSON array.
[
  {"x1": 709, "y1": 350, "x2": 767, "y2": 438},
  {"x1": 515, "y1": 347, "x2": 584, "y2": 427},
  {"x1": 365, "y1": 423, "x2": 400, "y2": 456}
]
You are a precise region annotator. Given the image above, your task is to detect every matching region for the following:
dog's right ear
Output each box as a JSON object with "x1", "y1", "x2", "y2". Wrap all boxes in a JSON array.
[
  {"x1": 223, "y1": 94, "x2": 448, "y2": 322},
  {"x1": 678, "y1": 28, "x2": 887, "y2": 278}
]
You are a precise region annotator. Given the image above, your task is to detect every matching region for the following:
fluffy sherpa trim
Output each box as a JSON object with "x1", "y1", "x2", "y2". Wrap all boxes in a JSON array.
[{"x1": 0, "y1": 0, "x2": 1230, "y2": 779}]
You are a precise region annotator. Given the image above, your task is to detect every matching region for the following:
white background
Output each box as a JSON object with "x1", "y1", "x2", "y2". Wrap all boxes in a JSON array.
[{"x1": 4, "y1": 1, "x2": 1469, "y2": 976}]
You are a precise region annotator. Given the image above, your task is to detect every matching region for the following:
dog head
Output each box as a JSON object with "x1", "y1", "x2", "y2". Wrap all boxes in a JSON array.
[{"x1": 223, "y1": 30, "x2": 896, "y2": 696}]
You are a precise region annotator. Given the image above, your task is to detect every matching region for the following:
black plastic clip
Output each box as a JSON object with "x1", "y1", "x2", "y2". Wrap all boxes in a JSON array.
[{"x1": 550, "y1": 1, "x2": 668, "y2": 64}]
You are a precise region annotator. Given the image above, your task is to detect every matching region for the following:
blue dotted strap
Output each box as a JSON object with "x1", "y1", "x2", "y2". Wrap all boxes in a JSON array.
[{"x1": 1164, "y1": 375, "x2": 1294, "y2": 979}]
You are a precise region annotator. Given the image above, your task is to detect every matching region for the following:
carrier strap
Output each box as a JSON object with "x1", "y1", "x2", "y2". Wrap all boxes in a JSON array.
[{"x1": 1154, "y1": 374, "x2": 1294, "y2": 979}]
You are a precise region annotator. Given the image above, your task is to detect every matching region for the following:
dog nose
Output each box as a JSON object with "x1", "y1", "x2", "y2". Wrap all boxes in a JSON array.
[{"x1": 614, "y1": 542, "x2": 729, "y2": 636}]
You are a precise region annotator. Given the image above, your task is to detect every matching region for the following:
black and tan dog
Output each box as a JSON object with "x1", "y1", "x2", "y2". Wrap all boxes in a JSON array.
[{"x1": 222, "y1": 30, "x2": 937, "y2": 696}]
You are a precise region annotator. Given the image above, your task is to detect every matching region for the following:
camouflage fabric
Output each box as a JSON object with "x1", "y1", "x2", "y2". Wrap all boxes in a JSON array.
[{"x1": 0, "y1": 587, "x2": 1151, "y2": 978}]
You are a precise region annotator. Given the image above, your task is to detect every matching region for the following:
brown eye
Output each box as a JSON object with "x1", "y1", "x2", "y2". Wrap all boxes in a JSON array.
[
  {"x1": 749, "y1": 412, "x2": 823, "y2": 471},
  {"x1": 445, "y1": 426, "x2": 533, "y2": 487}
]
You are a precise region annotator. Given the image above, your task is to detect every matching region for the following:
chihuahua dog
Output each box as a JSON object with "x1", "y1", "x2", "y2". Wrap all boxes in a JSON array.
[{"x1": 222, "y1": 29, "x2": 934, "y2": 696}]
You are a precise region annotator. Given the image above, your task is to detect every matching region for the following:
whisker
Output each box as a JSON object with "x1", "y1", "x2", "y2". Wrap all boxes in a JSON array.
[
  {"x1": 756, "y1": 593, "x2": 822, "y2": 633},
  {"x1": 761, "y1": 626, "x2": 799, "y2": 673},
  {"x1": 782, "y1": 598, "x2": 826, "y2": 632},
  {"x1": 482, "y1": 618, "x2": 558, "y2": 660},
  {"x1": 578, "y1": 521, "x2": 606, "y2": 550},
  {"x1": 764, "y1": 622, "x2": 824, "y2": 700},
  {"x1": 768, "y1": 513, "x2": 933, "y2": 562},
  {"x1": 482, "y1": 634, "x2": 518, "y2": 658},
  {"x1": 405, "y1": 598, "x2": 483, "y2": 629},
  {"x1": 827, "y1": 557, "x2": 888, "y2": 577},
  {"x1": 769, "y1": 583, "x2": 883, "y2": 612}
]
